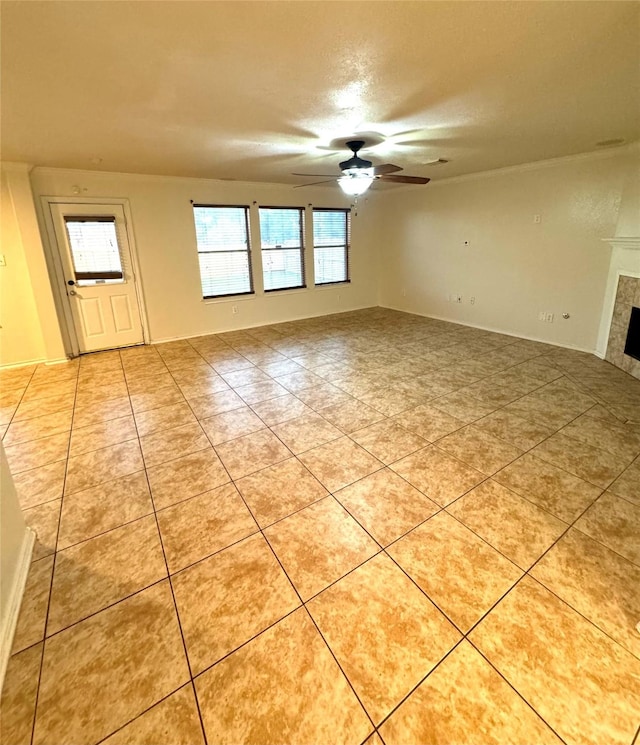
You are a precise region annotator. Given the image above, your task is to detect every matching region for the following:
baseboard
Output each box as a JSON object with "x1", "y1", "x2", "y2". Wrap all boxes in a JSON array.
[
  {"x1": 380, "y1": 304, "x2": 597, "y2": 355},
  {"x1": 0, "y1": 527, "x2": 35, "y2": 691},
  {"x1": 0, "y1": 357, "x2": 69, "y2": 370},
  {"x1": 149, "y1": 303, "x2": 377, "y2": 345}
]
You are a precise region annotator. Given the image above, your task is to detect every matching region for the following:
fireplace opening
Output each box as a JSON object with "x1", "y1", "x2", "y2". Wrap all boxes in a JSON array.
[{"x1": 624, "y1": 306, "x2": 640, "y2": 361}]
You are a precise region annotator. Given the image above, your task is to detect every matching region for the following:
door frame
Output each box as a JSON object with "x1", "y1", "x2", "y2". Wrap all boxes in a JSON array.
[{"x1": 40, "y1": 196, "x2": 150, "y2": 357}]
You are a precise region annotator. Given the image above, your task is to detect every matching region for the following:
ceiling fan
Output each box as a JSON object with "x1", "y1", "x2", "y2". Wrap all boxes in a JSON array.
[{"x1": 292, "y1": 140, "x2": 430, "y2": 195}]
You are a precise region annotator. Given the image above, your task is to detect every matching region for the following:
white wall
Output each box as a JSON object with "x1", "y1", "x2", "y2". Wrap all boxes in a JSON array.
[
  {"x1": 378, "y1": 148, "x2": 636, "y2": 352},
  {"x1": 30, "y1": 169, "x2": 383, "y2": 344}
]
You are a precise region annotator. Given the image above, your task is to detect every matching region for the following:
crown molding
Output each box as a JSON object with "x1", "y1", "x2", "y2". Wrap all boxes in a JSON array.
[{"x1": 602, "y1": 237, "x2": 640, "y2": 251}]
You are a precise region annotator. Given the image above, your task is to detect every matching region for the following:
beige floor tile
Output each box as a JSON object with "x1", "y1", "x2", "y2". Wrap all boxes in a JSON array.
[
  {"x1": 380, "y1": 641, "x2": 563, "y2": 745},
  {"x1": 209, "y1": 355, "x2": 254, "y2": 375},
  {"x1": 74, "y1": 382, "x2": 129, "y2": 409},
  {"x1": 436, "y1": 425, "x2": 522, "y2": 476},
  {"x1": 173, "y1": 533, "x2": 299, "y2": 674},
  {"x1": 177, "y1": 376, "x2": 230, "y2": 399},
  {"x1": 195, "y1": 609, "x2": 371, "y2": 745},
  {"x1": 309, "y1": 553, "x2": 460, "y2": 723},
  {"x1": 13, "y1": 393, "x2": 74, "y2": 422},
  {"x1": 57, "y1": 471, "x2": 153, "y2": 550},
  {"x1": 298, "y1": 436, "x2": 383, "y2": 492},
  {"x1": 358, "y1": 387, "x2": 426, "y2": 417},
  {"x1": 146, "y1": 447, "x2": 230, "y2": 509},
  {"x1": 562, "y1": 413, "x2": 640, "y2": 460},
  {"x1": 447, "y1": 479, "x2": 566, "y2": 569},
  {"x1": 65, "y1": 440, "x2": 143, "y2": 495},
  {"x1": 388, "y1": 512, "x2": 522, "y2": 631},
  {"x1": 607, "y1": 456, "x2": 640, "y2": 506},
  {"x1": 157, "y1": 482, "x2": 258, "y2": 572},
  {"x1": 12, "y1": 461, "x2": 66, "y2": 510},
  {"x1": 270, "y1": 411, "x2": 342, "y2": 454},
  {"x1": 235, "y1": 457, "x2": 328, "y2": 527},
  {"x1": 531, "y1": 529, "x2": 640, "y2": 659},
  {"x1": 129, "y1": 383, "x2": 185, "y2": 414},
  {"x1": 3, "y1": 409, "x2": 73, "y2": 446},
  {"x1": 24, "y1": 500, "x2": 61, "y2": 561},
  {"x1": 12, "y1": 556, "x2": 54, "y2": 653},
  {"x1": 318, "y1": 398, "x2": 385, "y2": 434},
  {"x1": 215, "y1": 429, "x2": 292, "y2": 480},
  {"x1": 5, "y1": 432, "x2": 69, "y2": 474},
  {"x1": 392, "y1": 403, "x2": 466, "y2": 441},
  {"x1": 574, "y1": 492, "x2": 640, "y2": 565},
  {"x1": 494, "y1": 452, "x2": 602, "y2": 523},
  {"x1": 103, "y1": 684, "x2": 205, "y2": 745},
  {"x1": 22, "y1": 378, "x2": 76, "y2": 403},
  {"x1": 390, "y1": 446, "x2": 485, "y2": 506},
  {"x1": 532, "y1": 432, "x2": 632, "y2": 488},
  {"x1": 220, "y1": 366, "x2": 271, "y2": 388},
  {"x1": 0, "y1": 643, "x2": 43, "y2": 745},
  {"x1": 69, "y1": 415, "x2": 137, "y2": 457},
  {"x1": 470, "y1": 577, "x2": 640, "y2": 745},
  {"x1": 187, "y1": 389, "x2": 245, "y2": 419},
  {"x1": 34, "y1": 581, "x2": 190, "y2": 745},
  {"x1": 140, "y1": 421, "x2": 209, "y2": 468},
  {"x1": 134, "y1": 402, "x2": 197, "y2": 437},
  {"x1": 200, "y1": 405, "x2": 265, "y2": 445},
  {"x1": 48, "y1": 516, "x2": 167, "y2": 634},
  {"x1": 250, "y1": 393, "x2": 312, "y2": 426},
  {"x1": 431, "y1": 390, "x2": 498, "y2": 423},
  {"x1": 274, "y1": 369, "x2": 325, "y2": 393},
  {"x1": 351, "y1": 419, "x2": 430, "y2": 465},
  {"x1": 235, "y1": 380, "x2": 289, "y2": 405},
  {"x1": 475, "y1": 408, "x2": 555, "y2": 450},
  {"x1": 335, "y1": 468, "x2": 439, "y2": 546},
  {"x1": 265, "y1": 496, "x2": 379, "y2": 600},
  {"x1": 71, "y1": 396, "x2": 132, "y2": 429},
  {"x1": 293, "y1": 382, "x2": 353, "y2": 411}
]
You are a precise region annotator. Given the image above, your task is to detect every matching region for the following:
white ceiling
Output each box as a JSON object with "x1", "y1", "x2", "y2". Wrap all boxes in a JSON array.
[{"x1": 2, "y1": 1, "x2": 639, "y2": 187}]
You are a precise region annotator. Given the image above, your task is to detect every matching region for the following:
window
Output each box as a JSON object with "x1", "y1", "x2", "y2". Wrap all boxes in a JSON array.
[
  {"x1": 193, "y1": 205, "x2": 253, "y2": 298},
  {"x1": 313, "y1": 208, "x2": 350, "y2": 285},
  {"x1": 64, "y1": 216, "x2": 124, "y2": 285},
  {"x1": 259, "y1": 207, "x2": 305, "y2": 291}
]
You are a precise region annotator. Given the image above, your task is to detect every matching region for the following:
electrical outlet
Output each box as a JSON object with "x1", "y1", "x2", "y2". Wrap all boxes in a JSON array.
[
  {"x1": 534, "y1": 215, "x2": 542, "y2": 224},
  {"x1": 455, "y1": 295, "x2": 462, "y2": 303},
  {"x1": 470, "y1": 296, "x2": 475, "y2": 305},
  {"x1": 538, "y1": 311, "x2": 545, "y2": 321},
  {"x1": 545, "y1": 312, "x2": 554, "y2": 323},
  {"x1": 232, "y1": 305, "x2": 238, "y2": 315}
]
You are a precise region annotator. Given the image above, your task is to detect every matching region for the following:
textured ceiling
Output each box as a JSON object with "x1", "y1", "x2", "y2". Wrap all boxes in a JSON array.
[{"x1": 1, "y1": 1, "x2": 639, "y2": 186}]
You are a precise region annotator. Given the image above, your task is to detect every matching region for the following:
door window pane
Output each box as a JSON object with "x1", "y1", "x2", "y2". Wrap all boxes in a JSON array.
[{"x1": 64, "y1": 217, "x2": 124, "y2": 285}]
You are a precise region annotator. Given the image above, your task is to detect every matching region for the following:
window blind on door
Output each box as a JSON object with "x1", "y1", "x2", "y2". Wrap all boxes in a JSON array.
[
  {"x1": 63, "y1": 216, "x2": 124, "y2": 282},
  {"x1": 259, "y1": 207, "x2": 305, "y2": 292},
  {"x1": 193, "y1": 205, "x2": 254, "y2": 298},
  {"x1": 312, "y1": 208, "x2": 351, "y2": 285}
]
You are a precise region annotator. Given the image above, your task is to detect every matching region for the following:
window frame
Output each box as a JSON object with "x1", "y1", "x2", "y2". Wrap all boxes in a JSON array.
[
  {"x1": 192, "y1": 203, "x2": 254, "y2": 300},
  {"x1": 312, "y1": 207, "x2": 351, "y2": 287},
  {"x1": 259, "y1": 206, "x2": 306, "y2": 293}
]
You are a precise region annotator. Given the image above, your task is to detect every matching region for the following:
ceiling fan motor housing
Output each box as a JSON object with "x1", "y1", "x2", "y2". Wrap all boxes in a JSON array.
[{"x1": 339, "y1": 140, "x2": 373, "y2": 172}]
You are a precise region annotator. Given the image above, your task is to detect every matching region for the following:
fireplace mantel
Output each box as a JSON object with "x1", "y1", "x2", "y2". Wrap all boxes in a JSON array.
[{"x1": 602, "y1": 237, "x2": 640, "y2": 251}]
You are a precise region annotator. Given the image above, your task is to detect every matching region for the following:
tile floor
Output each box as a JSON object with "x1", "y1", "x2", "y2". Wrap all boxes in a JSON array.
[{"x1": 1, "y1": 307, "x2": 639, "y2": 745}]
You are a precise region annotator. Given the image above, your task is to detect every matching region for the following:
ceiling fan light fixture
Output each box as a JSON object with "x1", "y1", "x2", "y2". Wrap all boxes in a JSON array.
[{"x1": 338, "y1": 167, "x2": 374, "y2": 195}]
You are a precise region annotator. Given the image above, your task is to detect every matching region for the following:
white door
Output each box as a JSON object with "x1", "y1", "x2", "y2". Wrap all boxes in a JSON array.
[{"x1": 50, "y1": 203, "x2": 145, "y2": 353}]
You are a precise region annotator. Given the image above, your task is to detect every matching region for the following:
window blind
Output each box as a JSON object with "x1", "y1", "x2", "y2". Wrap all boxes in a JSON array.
[
  {"x1": 312, "y1": 208, "x2": 350, "y2": 285},
  {"x1": 259, "y1": 207, "x2": 305, "y2": 292},
  {"x1": 193, "y1": 205, "x2": 253, "y2": 298},
  {"x1": 64, "y1": 216, "x2": 124, "y2": 282}
]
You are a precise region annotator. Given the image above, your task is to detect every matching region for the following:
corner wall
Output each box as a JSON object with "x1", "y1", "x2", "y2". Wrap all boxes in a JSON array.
[
  {"x1": 377, "y1": 148, "x2": 636, "y2": 352},
  {"x1": 30, "y1": 169, "x2": 382, "y2": 344}
]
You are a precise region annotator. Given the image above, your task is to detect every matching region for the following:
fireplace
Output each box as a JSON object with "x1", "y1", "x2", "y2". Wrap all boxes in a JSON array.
[
  {"x1": 605, "y1": 274, "x2": 640, "y2": 380},
  {"x1": 624, "y1": 306, "x2": 640, "y2": 361}
]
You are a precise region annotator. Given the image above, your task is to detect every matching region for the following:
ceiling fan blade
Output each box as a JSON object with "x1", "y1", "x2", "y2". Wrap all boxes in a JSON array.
[
  {"x1": 293, "y1": 179, "x2": 337, "y2": 188},
  {"x1": 373, "y1": 163, "x2": 403, "y2": 175},
  {"x1": 292, "y1": 172, "x2": 338, "y2": 177},
  {"x1": 378, "y1": 174, "x2": 431, "y2": 185}
]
